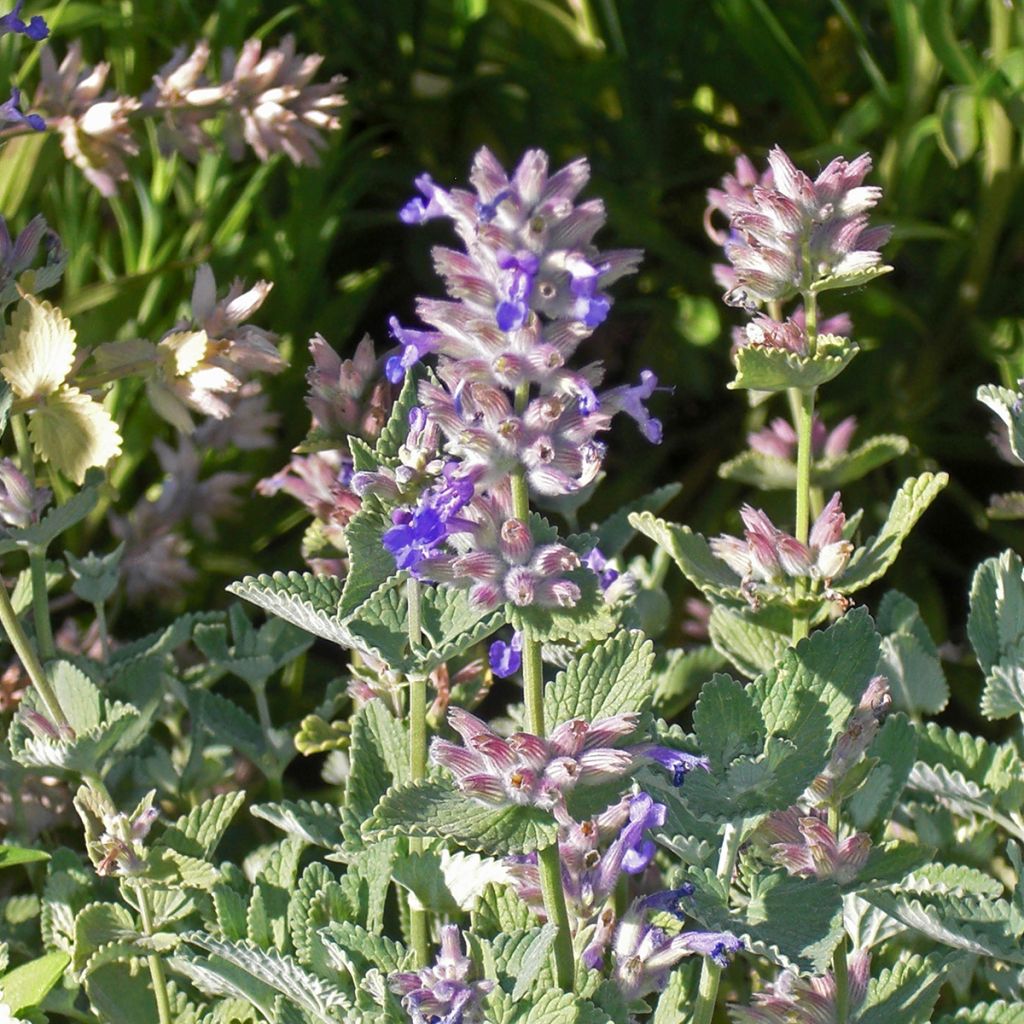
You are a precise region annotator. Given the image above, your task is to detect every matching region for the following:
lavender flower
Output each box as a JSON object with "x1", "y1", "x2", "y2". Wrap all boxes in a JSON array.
[
  {"x1": 748, "y1": 414, "x2": 857, "y2": 462},
  {"x1": 0, "y1": 88, "x2": 44, "y2": 131},
  {"x1": 389, "y1": 925, "x2": 494, "y2": 1024},
  {"x1": 730, "y1": 952, "x2": 870, "y2": 1024},
  {"x1": 488, "y1": 631, "x2": 523, "y2": 678},
  {"x1": 0, "y1": 458, "x2": 50, "y2": 530},
  {"x1": 758, "y1": 808, "x2": 871, "y2": 884},
  {"x1": 431, "y1": 707, "x2": 639, "y2": 811},
  {"x1": 0, "y1": 1, "x2": 48, "y2": 40},
  {"x1": 604, "y1": 893, "x2": 743, "y2": 1000},
  {"x1": 507, "y1": 792, "x2": 667, "y2": 919},
  {"x1": 305, "y1": 333, "x2": 390, "y2": 442},
  {"x1": 713, "y1": 147, "x2": 890, "y2": 307},
  {"x1": 351, "y1": 406, "x2": 447, "y2": 505},
  {"x1": 636, "y1": 744, "x2": 711, "y2": 786}
]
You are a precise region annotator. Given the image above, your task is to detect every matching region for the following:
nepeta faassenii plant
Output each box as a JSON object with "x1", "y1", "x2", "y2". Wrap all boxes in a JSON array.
[{"x1": 1, "y1": 7, "x2": 1024, "y2": 1019}]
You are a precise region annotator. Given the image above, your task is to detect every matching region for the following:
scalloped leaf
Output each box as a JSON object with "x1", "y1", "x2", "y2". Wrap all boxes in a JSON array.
[
  {"x1": 346, "y1": 699, "x2": 408, "y2": 822},
  {"x1": 859, "y1": 951, "x2": 950, "y2": 1024},
  {"x1": 28, "y1": 387, "x2": 122, "y2": 484},
  {"x1": 251, "y1": 800, "x2": 347, "y2": 850},
  {"x1": 707, "y1": 604, "x2": 790, "y2": 677},
  {"x1": 0, "y1": 293, "x2": 75, "y2": 397},
  {"x1": 227, "y1": 571, "x2": 354, "y2": 648},
  {"x1": 849, "y1": 713, "x2": 918, "y2": 832},
  {"x1": 691, "y1": 673, "x2": 764, "y2": 775},
  {"x1": 363, "y1": 780, "x2": 558, "y2": 855},
  {"x1": 839, "y1": 472, "x2": 948, "y2": 592},
  {"x1": 157, "y1": 791, "x2": 246, "y2": 863},
  {"x1": 937, "y1": 1001, "x2": 1024, "y2": 1023},
  {"x1": 690, "y1": 867, "x2": 843, "y2": 974},
  {"x1": 979, "y1": 383, "x2": 1024, "y2": 463},
  {"x1": 811, "y1": 263, "x2": 893, "y2": 294},
  {"x1": 987, "y1": 491, "x2": 1024, "y2": 520},
  {"x1": 728, "y1": 335, "x2": 858, "y2": 392},
  {"x1": 967, "y1": 551, "x2": 1024, "y2": 719},
  {"x1": 544, "y1": 629, "x2": 655, "y2": 724},
  {"x1": 591, "y1": 483, "x2": 683, "y2": 557},
  {"x1": 629, "y1": 511, "x2": 742, "y2": 598},
  {"x1": 5, "y1": 481, "x2": 98, "y2": 552}
]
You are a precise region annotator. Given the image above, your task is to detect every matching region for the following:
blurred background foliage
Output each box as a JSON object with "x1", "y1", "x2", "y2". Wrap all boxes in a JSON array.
[{"x1": 4, "y1": 0, "x2": 1024, "y2": 730}]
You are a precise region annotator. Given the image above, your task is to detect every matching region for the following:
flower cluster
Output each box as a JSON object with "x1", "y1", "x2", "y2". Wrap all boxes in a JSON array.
[
  {"x1": 389, "y1": 925, "x2": 494, "y2": 1024},
  {"x1": 431, "y1": 707, "x2": 639, "y2": 811},
  {"x1": 506, "y1": 792, "x2": 667, "y2": 919},
  {"x1": 748, "y1": 413, "x2": 856, "y2": 462},
  {"x1": 730, "y1": 952, "x2": 870, "y2": 1024},
  {"x1": 757, "y1": 808, "x2": 871, "y2": 884},
  {"x1": 710, "y1": 493, "x2": 853, "y2": 606},
  {"x1": 707, "y1": 147, "x2": 890, "y2": 309},
  {"x1": 0, "y1": 457, "x2": 50, "y2": 530},
  {"x1": 0, "y1": 214, "x2": 64, "y2": 309},
  {"x1": 29, "y1": 35, "x2": 344, "y2": 196}
]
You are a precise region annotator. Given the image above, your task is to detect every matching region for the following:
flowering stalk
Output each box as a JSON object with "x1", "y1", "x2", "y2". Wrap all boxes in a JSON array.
[
  {"x1": 136, "y1": 882, "x2": 174, "y2": 1024},
  {"x1": 406, "y1": 575, "x2": 430, "y2": 967},
  {"x1": 690, "y1": 822, "x2": 741, "y2": 1024}
]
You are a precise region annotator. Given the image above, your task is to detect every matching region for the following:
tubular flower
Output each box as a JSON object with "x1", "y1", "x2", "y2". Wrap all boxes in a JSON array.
[
  {"x1": 710, "y1": 146, "x2": 890, "y2": 308},
  {"x1": 506, "y1": 792, "x2": 667, "y2": 920},
  {"x1": 729, "y1": 951, "x2": 870, "y2": 1024},
  {"x1": 305, "y1": 333, "x2": 391, "y2": 442},
  {"x1": 399, "y1": 147, "x2": 641, "y2": 336},
  {"x1": 0, "y1": 458, "x2": 50, "y2": 530},
  {"x1": 0, "y1": 1, "x2": 48, "y2": 40},
  {"x1": 757, "y1": 808, "x2": 871, "y2": 884},
  {"x1": 748, "y1": 413, "x2": 857, "y2": 462},
  {"x1": 389, "y1": 925, "x2": 494, "y2": 1024},
  {"x1": 351, "y1": 406, "x2": 449, "y2": 504},
  {"x1": 430, "y1": 707, "x2": 640, "y2": 811},
  {"x1": 408, "y1": 486, "x2": 584, "y2": 611},
  {"x1": 710, "y1": 493, "x2": 853, "y2": 605},
  {"x1": 604, "y1": 892, "x2": 742, "y2": 1000},
  {"x1": 0, "y1": 87, "x2": 44, "y2": 131},
  {"x1": 35, "y1": 43, "x2": 140, "y2": 195}
]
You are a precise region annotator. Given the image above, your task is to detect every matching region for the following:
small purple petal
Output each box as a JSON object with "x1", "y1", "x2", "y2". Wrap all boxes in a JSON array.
[{"x1": 489, "y1": 631, "x2": 523, "y2": 678}]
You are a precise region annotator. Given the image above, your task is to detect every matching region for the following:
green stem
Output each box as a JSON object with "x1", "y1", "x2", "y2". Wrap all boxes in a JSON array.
[
  {"x1": 95, "y1": 601, "x2": 110, "y2": 661},
  {"x1": 0, "y1": 577, "x2": 68, "y2": 730},
  {"x1": 538, "y1": 844, "x2": 576, "y2": 990},
  {"x1": 29, "y1": 546, "x2": 54, "y2": 659},
  {"x1": 522, "y1": 629, "x2": 545, "y2": 736},
  {"x1": 833, "y1": 936, "x2": 850, "y2": 1024},
  {"x1": 136, "y1": 884, "x2": 174, "y2": 1024},
  {"x1": 691, "y1": 823, "x2": 742, "y2": 1024},
  {"x1": 406, "y1": 576, "x2": 430, "y2": 967}
]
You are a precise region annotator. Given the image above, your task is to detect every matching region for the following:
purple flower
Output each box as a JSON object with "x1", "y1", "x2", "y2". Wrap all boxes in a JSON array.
[
  {"x1": 431, "y1": 707, "x2": 639, "y2": 812},
  {"x1": 488, "y1": 631, "x2": 523, "y2": 678},
  {"x1": 496, "y1": 251, "x2": 539, "y2": 332},
  {"x1": 0, "y1": 458, "x2": 50, "y2": 530},
  {"x1": 601, "y1": 370, "x2": 667, "y2": 444},
  {"x1": 638, "y1": 744, "x2": 711, "y2": 786},
  {"x1": 758, "y1": 808, "x2": 872, "y2": 884},
  {"x1": 386, "y1": 316, "x2": 441, "y2": 383},
  {"x1": 584, "y1": 547, "x2": 620, "y2": 590},
  {"x1": 748, "y1": 414, "x2": 857, "y2": 462},
  {"x1": 382, "y1": 506, "x2": 448, "y2": 572},
  {"x1": 0, "y1": 1, "x2": 48, "y2": 40},
  {"x1": 389, "y1": 925, "x2": 494, "y2": 1024},
  {"x1": 0, "y1": 88, "x2": 45, "y2": 131},
  {"x1": 399, "y1": 173, "x2": 449, "y2": 225}
]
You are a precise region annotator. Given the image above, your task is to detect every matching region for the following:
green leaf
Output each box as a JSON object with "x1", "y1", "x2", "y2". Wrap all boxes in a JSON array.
[
  {"x1": 6, "y1": 482, "x2": 99, "y2": 552},
  {"x1": 877, "y1": 596, "x2": 948, "y2": 716},
  {"x1": 967, "y1": 551, "x2": 1024, "y2": 719},
  {"x1": 294, "y1": 714, "x2": 349, "y2": 755},
  {"x1": 194, "y1": 692, "x2": 267, "y2": 768},
  {"x1": 338, "y1": 507, "x2": 396, "y2": 620},
  {"x1": 717, "y1": 449, "x2": 796, "y2": 490},
  {"x1": 811, "y1": 264, "x2": 894, "y2": 294},
  {"x1": 346, "y1": 699, "x2": 409, "y2": 821},
  {"x1": 0, "y1": 950, "x2": 69, "y2": 1013},
  {"x1": 728, "y1": 335, "x2": 858, "y2": 392},
  {"x1": 251, "y1": 800, "x2": 348, "y2": 850},
  {"x1": 0, "y1": 845, "x2": 49, "y2": 869},
  {"x1": 364, "y1": 780, "x2": 558, "y2": 855},
  {"x1": 83, "y1": 963, "x2": 160, "y2": 1024},
  {"x1": 29, "y1": 387, "x2": 123, "y2": 485},
  {"x1": 0, "y1": 293, "x2": 75, "y2": 397},
  {"x1": 839, "y1": 473, "x2": 948, "y2": 592},
  {"x1": 326, "y1": 921, "x2": 411, "y2": 975},
  {"x1": 629, "y1": 511, "x2": 742, "y2": 598},
  {"x1": 511, "y1": 924, "x2": 558, "y2": 1001},
  {"x1": 936, "y1": 1001, "x2": 1024, "y2": 1024},
  {"x1": 979, "y1": 384, "x2": 1024, "y2": 463},
  {"x1": 158, "y1": 791, "x2": 246, "y2": 862},
  {"x1": 544, "y1": 630, "x2": 655, "y2": 724},
  {"x1": 690, "y1": 868, "x2": 843, "y2": 973},
  {"x1": 812, "y1": 434, "x2": 911, "y2": 490},
  {"x1": 373, "y1": 369, "x2": 421, "y2": 464},
  {"x1": 859, "y1": 952, "x2": 951, "y2": 1024},
  {"x1": 849, "y1": 714, "x2": 918, "y2": 832},
  {"x1": 72, "y1": 902, "x2": 135, "y2": 974},
  {"x1": 937, "y1": 85, "x2": 981, "y2": 166},
  {"x1": 691, "y1": 674, "x2": 765, "y2": 775},
  {"x1": 707, "y1": 604, "x2": 790, "y2": 677},
  {"x1": 227, "y1": 571, "x2": 354, "y2": 649},
  {"x1": 591, "y1": 483, "x2": 683, "y2": 557}
]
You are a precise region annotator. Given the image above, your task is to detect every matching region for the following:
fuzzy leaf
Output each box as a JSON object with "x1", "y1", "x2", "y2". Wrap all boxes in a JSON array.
[
  {"x1": 364, "y1": 780, "x2": 558, "y2": 855},
  {"x1": 194, "y1": 692, "x2": 267, "y2": 767},
  {"x1": 629, "y1": 511, "x2": 742, "y2": 597},
  {"x1": 708, "y1": 605, "x2": 790, "y2": 677},
  {"x1": 544, "y1": 630, "x2": 655, "y2": 724},
  {"x1": 8, "y1": 482, "x2": 98, "y2": 551},
  {"x1": 0, "y1": 293, "x2": 75, "y2": 397},
  {"x1": 158, "y1": 791, "x2": 246, "y2": 862},
  {"x1": 591, "y1": 483, "x2": 683, "y2": 556},
  {"x1": 474, "y1": 883, "x2": 535, "y2": 936},
  {"x1": 72, "y1": 902, "x2": 135, "y2": 974},
  {"x1": 338, "y1": 508, "x2": 396, "y2": 620},
  {"x1": 811, "y1": 264, "x2": 893, "y2": 294},
  {"x1": 729, "y1": 335, "x2": 858, "y2": 392},
  {"x1": 936, "y1": 1001, "x2": 1024, "y2": 1023},
  {"x1": 28, "y1": 387, "x2": 122, "y2": 484},
  {"x1": 227, "y1": 572, "x2": 354, "y2": 648},
  {"x1": 879, "y1": 632, "x2": 948, "y2": 716},
  {"x1": 692, "y1": 673, "x2": 765, "y2": 775},
  {"x1": 859, "y1": 952, "x2": 950, "y2": 1024},
  {"x1": 0, "y1": 950, "x2": 69, "y2": 1013},
  {"x1": 849, "y1": 714, "x2": 918, "y2": 831},
  {"x1": 511, "y1": 924, "x2": 558, "y2": 1001},
  {"x1": 0, "y1": 845, "x2": 49, "y2": 869},
  {"x1": 373, "y1": 369, "x2": 420, "y2": 464},
  {"x1": 839, "y1": 473, "x2": 948, "y2": 592},
  {"x1": 967, "y1": 552, "x2": 1024, "y2": 719},
  {"x1": 294, "y1": 714, "x2": 349, "y2": 755},
  {"x1": 979, "y1": 383, "x2": 1024, "y2": 463},
  {"x1": 346, "y1": 700, "x2": 408, "y2": 822},
  {"x1": 251, "y1": 800, "x2": 347, "y2": 850}
]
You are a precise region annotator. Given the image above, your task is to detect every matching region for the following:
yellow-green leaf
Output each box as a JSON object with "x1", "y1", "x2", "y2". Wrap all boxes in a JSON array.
[
  {"x1": 1, "y1": 294, "x2": 76, "y2": 398},
  {"x1": 28, "y1": 387, "x2": 122, "y2": 484},
  {"x1": 158, "y1": 329, "x2": 208, "y2": 376}
]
